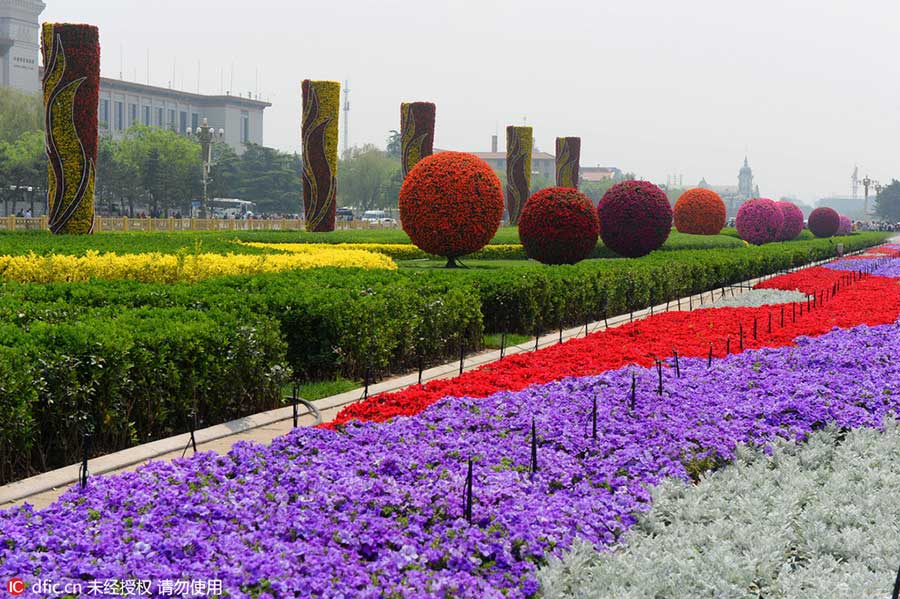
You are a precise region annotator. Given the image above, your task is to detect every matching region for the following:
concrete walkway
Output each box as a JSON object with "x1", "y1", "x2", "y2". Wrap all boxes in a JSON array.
[{"x1": 0, "y1": 246, "x2": 883, "y2": 511}]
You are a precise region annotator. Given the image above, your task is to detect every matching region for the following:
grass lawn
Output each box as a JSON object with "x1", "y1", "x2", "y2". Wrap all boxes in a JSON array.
[
  {"x1": 283, "y1": 378, "x2": 360, "y2": 402},
  {"x1": 483, "y1": 332, "x2": 532, "y2": 349}
]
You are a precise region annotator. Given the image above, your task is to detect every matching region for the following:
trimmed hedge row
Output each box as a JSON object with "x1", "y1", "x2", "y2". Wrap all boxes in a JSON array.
[
  {"x1": 0, "y1": 307, "x2": 289, "y2": 485},
  {"x1": 0, "y1": 232, "x2": 888, "y2": 484}
]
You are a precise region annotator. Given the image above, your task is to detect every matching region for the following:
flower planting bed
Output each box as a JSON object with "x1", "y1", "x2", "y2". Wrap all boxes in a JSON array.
[
  {"x1": 330, "y1": 265, "x2": 900, "y2": 427},
  {"x1": 539, "y1": 423, "x2": 900, "y2": 598},
  {"x1": 4, "y1": 317, "x2": 900, "y2": 597},
  {"x1": 5, "y1": 246, "x2": 900, "y2": 597}
]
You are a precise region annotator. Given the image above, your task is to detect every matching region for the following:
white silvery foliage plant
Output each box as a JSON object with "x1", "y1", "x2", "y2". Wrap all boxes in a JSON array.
[{"x1": 538, "y1": 420, "x2": 900, "y2": 599}]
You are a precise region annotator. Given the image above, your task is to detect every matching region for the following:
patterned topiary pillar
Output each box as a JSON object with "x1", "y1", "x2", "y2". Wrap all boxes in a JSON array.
[
  {"x1": 555, "y1": 137, "x2": 580, "y2": 189},
  {"x1": 505, "y1": 125, "x2": 532, "y2": 225},
  {"x1": 301, "y1": 79, "x2": 340, "y2": 232},
  {"x1": 400, "y1": 102, "x2": 435, "y2": 178},
  {"x1": 42, "y1": 23, "x2": 99, "y2": 235}
]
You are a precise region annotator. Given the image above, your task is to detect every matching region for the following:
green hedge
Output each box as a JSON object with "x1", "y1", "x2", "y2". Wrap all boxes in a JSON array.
[
  {"x1": 0, "y1": 308, "x2": 289, "y2": 485},
  {"x1": 0, "y1": 231, "x2": 888, "y2": 484}
]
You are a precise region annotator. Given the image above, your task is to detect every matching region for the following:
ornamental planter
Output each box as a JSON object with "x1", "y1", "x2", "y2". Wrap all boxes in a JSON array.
[
  {"x1": 505, "y1": 125, "x2": 532, "y2": 224},
  {"x1": 42, "y1": 23, "x2": 100, "y2": 235},
  {"x1": 301, "y1": 79, "x2": 340, "y2": 232},
  {"x1": 555, "y1": 137, "x2": 581, "y2": 189},
  {"x1": 400, "y1": 102, "x2": 435, "y2": 178},
  {"x1": 673, "y1": 188, "x2": 726, "y2": 235}
]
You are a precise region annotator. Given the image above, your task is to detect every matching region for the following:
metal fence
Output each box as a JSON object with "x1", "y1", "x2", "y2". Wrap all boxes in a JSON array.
[{"x1": 0, "y1": 216, "x2": 401, "y2": 232}]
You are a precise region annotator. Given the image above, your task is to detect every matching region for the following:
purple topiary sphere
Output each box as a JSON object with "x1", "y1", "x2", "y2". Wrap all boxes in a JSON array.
[
  {"x1": 775, "y1": 201, "x2": 804, "y2": 241},
  {"x1": 597, "y1": 180, "x2": 672, "y2": 257},
  {"x1": 736, "y1": 198, "x2": 784, "y2": 245},
  {"x1": 808, "y1": 207, "x2": 840, "y2": 238}
]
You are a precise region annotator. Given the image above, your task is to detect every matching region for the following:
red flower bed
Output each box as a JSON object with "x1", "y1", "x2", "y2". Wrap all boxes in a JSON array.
[
  {"x1": 518, "y1": 187, "x2": 599, "y2": 264},
  {"x1": 327, "y1": 270, "x2": 900, "y2": 428},
  {"x1": 754, "y1": 265, "x2": 858, "y2": 295},
  {"x1": 673, "y1": 188, "x2": 726, "y2": 235},
  {"x1": 400, "y1": 152, "x2": 504, "y2": 259}
]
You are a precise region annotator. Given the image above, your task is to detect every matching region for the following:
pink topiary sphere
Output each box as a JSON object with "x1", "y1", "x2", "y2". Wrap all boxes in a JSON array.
[
  {"x1": 775, "y1": 201, "x2": 804, "y2": 241},
  {"x1": 808, "y1": 207, "x2": 840, "y2": 238},
  {"x1": 596, "y1": 180, "x2": 672, "y2": 257},
  {"x1": 736, "y1": 198, "x2": 784, "y2": 245},
  {"x1": 837, "y1": 215, "x2": 853, "y2": 235}
]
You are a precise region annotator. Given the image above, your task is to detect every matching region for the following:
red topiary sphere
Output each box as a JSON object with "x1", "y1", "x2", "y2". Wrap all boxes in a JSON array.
[
  {"x1": 673, "y1": 188, "x2": 726, "y2": 235},
  {"x1": 736, "y1": 198, "x2": 784, "y2": 245},
  {"x1": 775, "y1": 201, "x2": 804, "y2": 241},
  {"x1": 808, "y1": 207, "x2": 840, "y2": 238},
  {"x1": 399, "y1": 152, "x2": 504, "y2": 263},
  {"x1": 518, "y1": 187, "x2": 600, "y2": 265},
  {"x1": 597, "y1": 180, "x2": 672, "y2": 257}
]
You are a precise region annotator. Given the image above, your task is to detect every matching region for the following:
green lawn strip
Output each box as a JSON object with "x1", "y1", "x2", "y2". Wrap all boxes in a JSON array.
[{"x1": 482, "y1": 333, "x2": 532, "y2": 349}]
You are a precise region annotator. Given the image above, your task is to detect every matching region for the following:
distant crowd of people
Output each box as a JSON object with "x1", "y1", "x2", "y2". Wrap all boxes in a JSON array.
[{"x1": 854, "y1": 220, "x2": 900, "y2": 232}]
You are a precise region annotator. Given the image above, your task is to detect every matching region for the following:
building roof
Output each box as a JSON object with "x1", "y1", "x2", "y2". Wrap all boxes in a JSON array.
[
  {"x1": 581, "y1": 171, "x2": 617, "y2": 182},
  {"x1": 38, "y1": 67, "x2": 271, "y2": 108},
  {"x1": 98, "y1": 77, "x2": 272, "y2": 108}
]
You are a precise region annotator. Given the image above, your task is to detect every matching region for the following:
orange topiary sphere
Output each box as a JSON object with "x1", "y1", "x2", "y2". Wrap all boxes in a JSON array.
[
  {"x1": 673, "y1": 188, "x2": 726, "y2": 235},
  {"x1": 399, "y1": 152, "x2": 504, "y2": 263}
]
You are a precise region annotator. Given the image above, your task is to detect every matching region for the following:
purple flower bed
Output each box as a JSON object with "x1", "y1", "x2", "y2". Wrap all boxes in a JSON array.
[
  {"x1": 825, "y1": 256, "x2": 900, "y2": 278},
  {"x1": 2, "y1": 323, "x2": 900, "y2": 598}
]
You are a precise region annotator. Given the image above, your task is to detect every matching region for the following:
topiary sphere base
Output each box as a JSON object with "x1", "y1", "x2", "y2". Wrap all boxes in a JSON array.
[
  {"x1": 400, "y1": 152, "x2": 504, "y2": 261},
  {"x1": 518, "y1": 187, "x2": 600, "y2": 265},
  {"x1": 597, "y1": 181, "x2": 673, "y2": 257},
  {"x1": 837, "y1": 215, "x2": 852, "y2": 235},
  {"x1": 736, "y1": 198, "x2": 784, "y2": 245},
  {"x1": 808, "y1": 207, "x2": 840, "y2": 238},
  {"x1": 673, "y1": 188, "x2": 726, "y2": 235}
]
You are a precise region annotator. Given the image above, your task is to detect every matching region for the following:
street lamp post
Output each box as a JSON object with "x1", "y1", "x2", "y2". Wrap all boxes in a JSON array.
[{"x1": 185, "y1": 118, "x2": 224, "y2": 218}]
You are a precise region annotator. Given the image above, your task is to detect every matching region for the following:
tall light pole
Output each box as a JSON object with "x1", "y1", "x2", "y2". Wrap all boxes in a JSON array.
[
  {"x1": 861, "y1": 174, "x2": 873, "y2": 216},
  {"x1": 873, "y1": 181, "x2": 884, "y2": 216},
  {"x1": 186, "y1": 117, "x2": 224, "y2": 218}
]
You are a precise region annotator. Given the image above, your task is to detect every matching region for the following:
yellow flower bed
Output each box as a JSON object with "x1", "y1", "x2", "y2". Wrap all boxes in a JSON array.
[
  {"x1": 241, "y1": 241, "x2": 526, "y2": 260},
  {"x1": 0, "y1": 248, "x2": 396, "y2": 284}
]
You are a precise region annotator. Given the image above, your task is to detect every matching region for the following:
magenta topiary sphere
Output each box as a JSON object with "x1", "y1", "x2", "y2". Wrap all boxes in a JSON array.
[
  {"x1": 736, "y1": 198, "x2": 784, "y2": 245},
  {"x1": 837, "y1": 215, "x2": 852, "y2": 235},
  {"x1": 596, "y1": 180, "x2": 672, "y2": 257},
  {"x1": 808, "y1": 207, "x2": 840, "y2": 238},
  {"x1": 775, "y1": 201, "x2": 804, "y2": 241}
]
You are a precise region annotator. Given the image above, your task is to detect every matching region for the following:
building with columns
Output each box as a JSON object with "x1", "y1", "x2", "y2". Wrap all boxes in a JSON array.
[
  {"x1": 0, "y1": 0, "x2": 269, "y2": 154},
  {"x1": 699, "y1": 156, "x2": 761, "y2": 217},
  {"x1": 0, "y1": 0, "x2": 44, "y2": 94}
]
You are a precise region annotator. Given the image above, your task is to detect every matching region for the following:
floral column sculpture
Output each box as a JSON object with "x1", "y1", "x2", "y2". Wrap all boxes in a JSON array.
[
  {"x1": 301, "y1": 79, "x2": 340, "y2": 232},
  {"x1": 400, "y1": 102, "x2": 435, "y2": 178},
  {"x1": 42, "y1": 23, "x2": 99, "y2": 235},
  {"x1": 505, "y1": 125, "x2": 532, "y2": 225},
  {"x1": 555, "y1": 136, "x2": 581, "y2": 189}
]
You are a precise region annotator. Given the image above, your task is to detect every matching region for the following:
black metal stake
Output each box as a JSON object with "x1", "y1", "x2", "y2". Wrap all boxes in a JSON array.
[
  {"x1": 892, "y1": 563, "x2": 900, "y2": 599},
  {"x1": 559, "y1": 325, "x2": 563, "y2": 344},
  {"x1": 418, "y1": 354, "x2": 425, "y2": 384},
  {"x1": 781, "y1": 305, "x2": 785, "y2": 327},
  {"x1": 292, "y1": 383, "x2": 299, "y2": 428},
  {"x1": 80, "y1": 432, "x2": 92, "y2": 489},
  {"x1": 739, "y1": 322, "x2": 744, "y2": 352},
  {"x1": 726, "y1": 336, "x2": 731, "y2": 354},
  {"x1": 591, "y1": 396, "x2": 597, "y2": 440},
  {"x1": 630, "y1": 371, "x2": 636, "y2": 411},
  {"x1": 534, "y1": 326, "x2": 540, "y2": 352},
  {"x1": 656, "y1": 359, "x2": 663, "y2": 395},
  {"x1": 673, "y1": 349, "x2": 680, "y2": 378},
  {"x1": 363, "y1": 367, "x2": 370, "y2": 400},
  {"x1": 464, "y1": 458, "x2": 473, "y2": 523},
  {"x1": 189, "y1": 409, "x2": 197, "y2": 454},
  {"x1": 530, "y1": 417, "x2": 538, "y2": 480},
  {"x1": 459, "y1": 342, "x2": 465, "y2": 375},
  {"x1": 753, "y1": 317, "x2": 757, "y2": 340}
]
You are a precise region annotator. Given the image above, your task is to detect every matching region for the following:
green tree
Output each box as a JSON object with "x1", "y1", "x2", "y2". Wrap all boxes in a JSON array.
[
  {"x1": 386, "y1": 130, "x2": 401, "y2": 159},
  {"x1": 0, "y1": 88, "x2": 43, "y2": 143},
  {"x1": 875, "y1": 179, "x2": 900, "y2": 222},
  {"x1": 95, "y1": 135, "x2": 140, "y2": 215},
  {"x1": 116, "y1": 126, "x2": 201, "y2": 215},
  {"x1": 338, "y1": 144, "x2": 401, "y2": 211}
]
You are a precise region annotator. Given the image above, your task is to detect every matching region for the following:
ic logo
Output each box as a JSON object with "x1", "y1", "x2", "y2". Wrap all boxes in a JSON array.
[{"x1": 6, "y1": 578, "x2": 25, "y2": 596}]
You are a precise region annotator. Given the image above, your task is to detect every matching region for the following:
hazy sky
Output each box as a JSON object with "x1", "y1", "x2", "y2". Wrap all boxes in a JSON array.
[{"x1": 42, "y1": 0, "x2": 900, "y2": 203}]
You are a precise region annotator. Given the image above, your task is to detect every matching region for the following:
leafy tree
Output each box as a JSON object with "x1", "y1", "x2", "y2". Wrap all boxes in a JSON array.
[
  {"x1": 95, "y1": 135, "x2": 140, "y2": 215},
  {"x1": 875, "y1": 179, "x2": 900, "y2": 222},
  {"x1": 208, "y1": 143, "x2": 301, "y2": 214},
  {"x1": 116, "y1": 126, "x2": 201, "y2": 215},
  {"x1": 386, "y1": 130, "x2": 401, "y2": 159},
  {"x1": 337, "y1": 144, "x2": 401, "y2": 211},
  {"x1": 0, "y1": 88, "x2": 43, "y2": 143}
]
